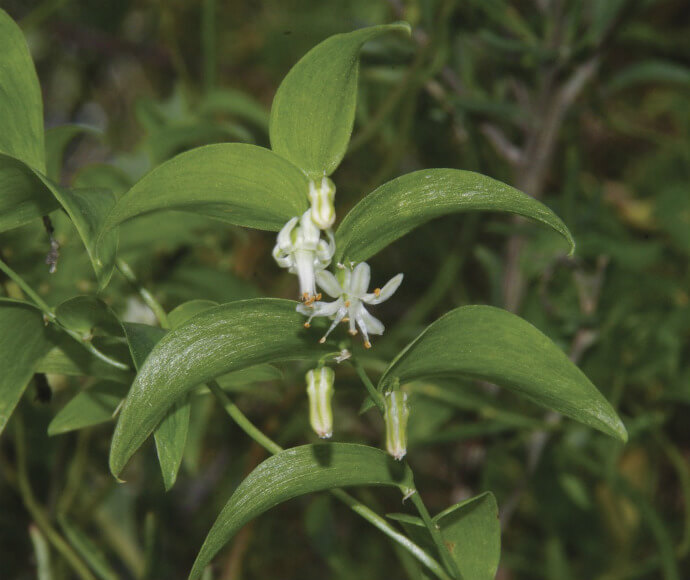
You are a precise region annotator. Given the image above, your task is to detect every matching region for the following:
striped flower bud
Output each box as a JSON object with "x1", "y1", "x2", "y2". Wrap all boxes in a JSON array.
[
  {"x1": 308, "y1": 176, "x2": 336, "y2": 230},
  {"x1": 305, "y1": 366, "x2": 335, "y2": 439},
  {"x1": 384, "y1": 390, "x2": 410, "y2": 460}
]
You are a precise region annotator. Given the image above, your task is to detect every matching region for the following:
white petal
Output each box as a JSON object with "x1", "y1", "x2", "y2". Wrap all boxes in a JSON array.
[
  {"x1": 349, "y1": 262, "x2": 371, "y2": 297},
  {"x1": 357, "y1": 306, "x2": 385, "y2": 335},
  {"x1": 296, "y1": 209, "x2": 320, "y2": 249},
  {"x1": 293, "y1": 250, "x2": 317, "y2": 298},
  {"x1": 276, "y1": 217, "x2": 298, "y2": 249},
  {"x1": 316, "y1": 270, "x2": 343, "y2": 298},
  {"x1": 311, "y1": 298, "x2": 344, "y2": 318},
  {"x1": 364, "y1": 273, "x2": 403, "y2": 304}
]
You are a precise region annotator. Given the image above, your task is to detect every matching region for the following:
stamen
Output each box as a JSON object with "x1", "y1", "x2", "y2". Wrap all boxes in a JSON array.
[
  {"x1": 319, "y1": 337, "x2": 326, "y2": 343},
  {"x1": 344, "y1": 300, "x2": 350, "y2": 307},
  {"x1": 364, "y1": 341, "x2": 372, "y2": 349},
  {"x1": 348, "y1": 329, "x2": 358, "y2": 336},
  {"x1": 342, "y1": 317, "x2": 349, "y2": 322},
  {"x1": 304, "y1": 322, "x2": 311, "y2": 328},
  {"x1": 374, "y1": 288, "x2": 381, "y2": 297}
]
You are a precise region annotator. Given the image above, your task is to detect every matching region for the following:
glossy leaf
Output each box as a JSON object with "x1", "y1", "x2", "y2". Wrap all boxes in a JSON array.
[
  {"x1": 110, "y1": 299, "x2": 331, "y2": 477},
  {"x1": 388, "y1": 492, "x2": 500, "y2": 580},
  {"x1": 123, "y1": 322, "x2": 190, "y2": 490},
  {"x1": 0, "y1": 9, "x2": 45, "y2": 171},
  {"x1": 269, "y1": 23, "x2": 410, "y2": 179},
  {"x1": 335, "y1": 169, "x2": 575, "y2": 264},
  {"x1": 48, "y1": 382, "x2": 126, "y2": 436},
  {"x1": 45, "y1": 124, "x2": 100, "y2": 181},
  {"x1": 56, "y1": 296, "x2": 122, "y2": 338},
  {"x1": 168, "y1": 299, "x2": 219, "y2": 329},
  {"x1": 0, "y1": 300, "x2": 55, "y2": 435},
  {"x1": 98, "y1": 143, "x2": 309, "y2": 246},
  {"x1": 189, "y1": 443, "x2": 414, "y2": 579},
  {"x1": 380, "y1": 306, "x2": 627, "y2": 442}
]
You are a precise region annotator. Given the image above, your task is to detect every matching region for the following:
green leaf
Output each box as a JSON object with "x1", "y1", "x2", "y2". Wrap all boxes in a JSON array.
[
  {"x1": 110, "y1": 299, "x2": 331, "y2": 477},
  {"x1": 0, "y1": 153, "x2": 57, "y2": 233},
  {"x1": 335, "y1": 169, "x2": 575, "y2": 263},
  {"x1": 0, "y1": 154, "x2": 118, "y2": 286},
  {"x1": 0, "y1": 300, "x2": 55, "y2": 435},
  {"x1": 380, "y1": 306, "x2": 627, "y2": 442},
  {"x1": 45, "y1": 124, "x2": 100, "y2": 181},
  {"x1": 48, "y1": 381, "x2": 126, "y2": 436},
  {"x1": 168, "y1": 299, "x2": 219, "y2": 329},
  {"x1": 54, "y1": 187, "x2": 119, "y2": 289},
  {"x1": 188, "y1": 443, "x2": 414, "y2": 579},
  {"x1": 123, "y1": 322, "x2": 190, "y2": 490},
  {"x1": 36, "y1": 336, "x2": 133, "y2": 384},
  {"x1": 56, "y1": 296, "x2": 122, "y2": 339},
  {"x1": 98, "y1": 143, "x2": 309, "y2": 247},
  {"x1": 388, "y1": 492, "x2": 500, "y2": 580},
  {"x1": 269, "y1": 23, "x2": 410, "y2": 179},
  {"x1": 0, "y1": 9, "x2": 45, "y2": 172}
]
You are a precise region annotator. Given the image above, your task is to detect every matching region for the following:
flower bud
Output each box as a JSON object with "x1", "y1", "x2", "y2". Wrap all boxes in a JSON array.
[
  {"x1": 308, "y1": 176, "x2": 336, "y2": 230},
  {"x1": 384, "y1": 390, "x2": 409, "y2": 460},
  {"x1": 305, "y1": 366, "x2": 335, "y2": 438}
]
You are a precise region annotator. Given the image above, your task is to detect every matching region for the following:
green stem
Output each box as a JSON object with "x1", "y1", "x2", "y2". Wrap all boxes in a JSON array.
[
  {"x1": 13, "y1": 414, "x2": 96, "y2": 580},
  {"x1": 0, "y1": 257, "x2": 55, "y2": 317},
  {"x1": 350, "y1": 357, "x2": 386, "y2": 414},
  {"x1": 207, "y1": 381, "x2": 282, "y2": 455},
  {"x1": 208, "y1": 385, "x2": 451, "y2": 580},
  {"x1": 410, "y1": 493, "x2": 461, "y2": 579},
  {"x1": 116, "y1": 259, "x2": 169, "y2": 329}
]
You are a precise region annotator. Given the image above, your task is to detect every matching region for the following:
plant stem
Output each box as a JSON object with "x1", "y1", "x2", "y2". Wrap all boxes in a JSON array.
[
  {"x1": 410, "y1": 492, "x2": 460, "y2": 579},
  {"x1": 0, "y1": 257, "x2": 55, "y2": 317},
  {"x1": 13, "y1": 414, "x2": 96, "y2": 580},
  {"x1": 207, "y1": 381, "x2": 282, "y2": 455},
  {"x1": 116, "y1": 259, "x2": 169, "y2": 329},
  {"x1": 208, "y1": 385, "x2": 451, "y2": 580},
  {"x1": 350, "y1": 357, "x2": 386, "y2": 414}
]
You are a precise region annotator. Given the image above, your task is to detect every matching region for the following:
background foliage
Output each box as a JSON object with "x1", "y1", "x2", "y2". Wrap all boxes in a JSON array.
[{"x1": 0, "y1": 0, "x2": 688, "y2": 578}]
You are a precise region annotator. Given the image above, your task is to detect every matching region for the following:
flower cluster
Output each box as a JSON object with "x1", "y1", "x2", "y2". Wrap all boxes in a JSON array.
[
  {"x1": 273, "y1": 178, "x2": 403, "y2": 349},
  {"x1": 274, "y1": 177, "x2": 408, "y2": 459}
]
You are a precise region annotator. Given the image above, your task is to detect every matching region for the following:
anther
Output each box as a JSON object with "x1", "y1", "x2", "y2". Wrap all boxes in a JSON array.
[
  {"x1": 304, "y1": 322, "x2": 311, "y2": 328},
  {"x1": 374, "y1": 288, "x2": 381, "y2": 297},
  {"x1": 364, "y1": 341, "x2": 372, "y2": 349},
  {"x1": 348, "y1": 329, "x2": 358, "y2": 336}
]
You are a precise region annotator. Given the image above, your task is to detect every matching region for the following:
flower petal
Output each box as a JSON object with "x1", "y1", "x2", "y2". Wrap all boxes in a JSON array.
[
  {"x1": 357, "y1": 306, "x2": 385, "y2": 335},
  {"x1": 276, "y1": 216, "x2": 299, "y2": 249},
  {"x1": 364, "y1": 273, "x2": 403, "y2": 304},
  {"x1": 349, "y1": 262, "x2": 371, "y2": 297},
  {"x1": 316, "y1": 270, "x2": 343, "y2": 298}
]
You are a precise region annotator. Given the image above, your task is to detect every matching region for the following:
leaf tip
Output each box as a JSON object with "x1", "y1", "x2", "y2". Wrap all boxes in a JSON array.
[{"x1": 389, "y1": 21, "x2": 412, "y2": 36}]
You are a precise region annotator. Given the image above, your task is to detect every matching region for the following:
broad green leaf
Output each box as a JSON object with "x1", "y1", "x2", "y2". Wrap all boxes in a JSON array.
[
  {"x1": 388, "y1": 492, "x2": 500, "y2": 580},
  {"x1": 188, "y1": 443, "x2": 414, "y2": 579},
  {"x1": 0, "y1": 153, "x2": 118, "y2": 285},
  {"x1": 0, "y1": 9, "x2": 45, "y2": 171},
  {"x1": 59, "y1": 515, "x2": 119, "y2": 580},
  {"x1": 110, "y1": 299, "x2": 331, "y2": 477},
  {"x1": 269, "y1": 23, "x2": 410, "y2": 179},
  {"x1": 0, "y1": 153, "x2": 56, "y2": 233},
  {"x1": 0, "y1": 300, "x2": 55, "y2": 435},
  {"x1": 168, "y1": 299, "x2": 219, "y2": 329},
  {"x1": 56, "y1": 296, "x2": 122, "y2": 339},
  {"x1": 48, "y1": 381, "x2": 126, "y2": 436},
  {"x1": 53, "y1": 187, "x2": 119, "y2": 289},
  {"x1": 36, "y1": 336, "x2": 133, "y2": 384},
  {"x1": 335, "y1": 169, "x2": 575, "y2": 263},
  {"x1": 433, "y1": 493, "x2": 500, "y2": 580},
  {"x1": 98, "y1": 143, "x2": 309, "y2": 247},
  {"x1": 123, "y1": 322, "x2": 190, "y2": 490},
  {"x1": 380, "y1": 306, "x2": 627, "y2": 442},
  {"x1": 45, "y1": 125, "x2": 100, "y2": 181}
]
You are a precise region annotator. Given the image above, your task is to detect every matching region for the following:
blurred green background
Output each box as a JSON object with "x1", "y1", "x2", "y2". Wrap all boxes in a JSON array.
[{"x1": 0, "y1": 0, "x2": 689, "y2": 578}]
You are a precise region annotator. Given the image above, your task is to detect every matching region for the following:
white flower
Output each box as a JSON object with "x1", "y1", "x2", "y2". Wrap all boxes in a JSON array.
[
  {"x1": 273, "y1": 209, "x2": 335, "y2": 304},
  {"x1": 308, "y1": 176, "x2": 336, "y2": 229},
  {"x1": 297, "y1": 262, "x2": 403, "y2": 348}
]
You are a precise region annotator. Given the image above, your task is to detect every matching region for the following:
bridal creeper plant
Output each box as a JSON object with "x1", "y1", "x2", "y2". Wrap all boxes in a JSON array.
[{"x1": 0, "y1": 11, "x2": 628, "y2": 580}]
